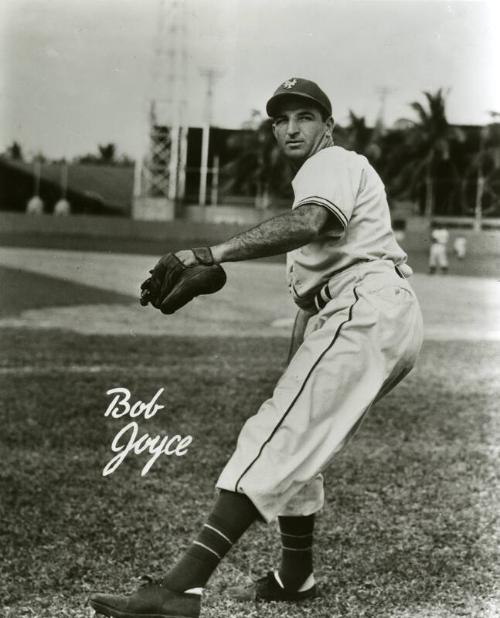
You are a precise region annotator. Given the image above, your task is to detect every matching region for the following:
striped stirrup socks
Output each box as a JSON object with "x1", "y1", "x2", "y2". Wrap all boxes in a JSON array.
[
  {"x1": 278, "y1": 514, "x2": 315, "y2": 590},
  {"x1": 164, "y1": 490, "x2": 260, "y2": 593}
]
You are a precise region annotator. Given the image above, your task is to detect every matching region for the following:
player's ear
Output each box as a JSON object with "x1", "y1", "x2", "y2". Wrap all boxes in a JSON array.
[
  {"x1": 325, "y1": 116, "x2": 335, "y2": 134},
  {"x1": 271, "y1": 122, "x2": 278, "y2": 140}
]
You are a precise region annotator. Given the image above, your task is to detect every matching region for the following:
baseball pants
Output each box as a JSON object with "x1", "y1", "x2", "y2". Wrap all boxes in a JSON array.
[
  {"x1": 217, "y1": 260, "x2": 424, "y2": 522},
  {"x1": 429, "y1": 244, "x2": 448, "y2": 269}
]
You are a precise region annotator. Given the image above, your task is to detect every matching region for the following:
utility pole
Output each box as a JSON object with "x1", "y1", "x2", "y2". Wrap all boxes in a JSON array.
[
  {"x1": 54, "y1": 161, "x2": 71, "y2": 216},
  {"x1": 374, "y1": 86, "x2": 393, "y2": 134},
  {"x1": 200, "y1": 68, "x2": 223, "y2": 126},
  {"x1": 26, "y1": 160, "x2": 44, "y2": 214},
  {"x1": 474, "y1": 126, "x2": 488, "y2": 232},
  {"x1": 198, "y1": 68, "x2": 222, "y2": 212}
]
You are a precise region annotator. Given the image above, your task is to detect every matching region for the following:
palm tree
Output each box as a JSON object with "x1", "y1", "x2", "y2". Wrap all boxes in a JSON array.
[
  {"x1": 343, "y1": 111, "x2": 382, "y2": 162},
  {"x1": 395, "y1": 90, "x2": 464, "y2": 218},
  {"x1": 5, "y1": 141, "x2": 24, "y2": 160},
  {"x1": 98, "y1": 143, "x2": 116, "y2": 164},
  {"x1": 344, "y1": 111, "x2": 372, "y2": 153}
]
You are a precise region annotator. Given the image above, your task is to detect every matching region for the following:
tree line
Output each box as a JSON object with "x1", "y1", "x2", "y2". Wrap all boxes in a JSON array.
[
  {"x1": 3, "y1": 142, "x2": 134, "y2": 167},
  {"x1": 222, "y1": 90, "x2": 500, "y2": 219},
  {"x1": 4, "y1": 90, "x2": 499, "y2": 218}
]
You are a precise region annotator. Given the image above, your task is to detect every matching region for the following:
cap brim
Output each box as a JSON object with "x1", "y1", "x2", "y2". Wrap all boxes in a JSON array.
[{"x1": 266, "y1": 92, "x2": 331, "y2": 117}]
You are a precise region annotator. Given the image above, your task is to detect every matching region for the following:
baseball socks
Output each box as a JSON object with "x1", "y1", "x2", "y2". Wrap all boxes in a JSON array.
[
  {"x1": 276, "y1": 514, "x2": 315, "y2": 591},
  {"x1": 164, "y1": 489, "x2": 260, "y2": 594}
]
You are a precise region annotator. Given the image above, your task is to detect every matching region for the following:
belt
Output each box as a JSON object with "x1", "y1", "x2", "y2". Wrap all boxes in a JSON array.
[
  {"x1": 313, "y1": 283, "x2": 334, "y2": 312},
  {"x1": 313, "y1": 263, "x2": 408, "y2": 312}
]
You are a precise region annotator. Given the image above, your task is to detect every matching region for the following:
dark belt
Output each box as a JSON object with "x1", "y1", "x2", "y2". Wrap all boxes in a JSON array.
[{"x1": 313, "y1": 283, "x2": 334, "y2": 312}]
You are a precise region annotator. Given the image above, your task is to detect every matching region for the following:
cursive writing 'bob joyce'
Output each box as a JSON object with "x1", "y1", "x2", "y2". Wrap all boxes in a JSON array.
[{"x1": 102, "y1": 387, "x2": 193, "y2": 477}]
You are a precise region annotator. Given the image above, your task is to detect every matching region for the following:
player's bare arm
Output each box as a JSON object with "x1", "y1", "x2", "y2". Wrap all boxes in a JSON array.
[
  {"x1": 139, "y1": 202, "x2": 333, "y2": 312},
  {"x1": 176, "y1": 203, "x2": 332, "y2": 266}
]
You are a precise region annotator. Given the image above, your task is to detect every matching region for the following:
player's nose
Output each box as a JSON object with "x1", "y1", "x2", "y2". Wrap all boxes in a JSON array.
[{"x1": 286, "y1": 117, "x2": 299, "y2": 136}]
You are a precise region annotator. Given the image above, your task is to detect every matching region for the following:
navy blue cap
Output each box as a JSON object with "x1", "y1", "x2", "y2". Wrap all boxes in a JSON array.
[{"x1": 266, "y1": 78, "x2": 332, "y2": 118}]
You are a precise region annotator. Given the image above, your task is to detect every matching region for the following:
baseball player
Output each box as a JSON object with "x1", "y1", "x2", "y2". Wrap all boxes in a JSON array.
[
  {"x1": 453, "y1": 235, "x2": 467, "y2": 260},
  {"x1": 429, "y1": 222, "x2": 450, "y2": 274},
  {"x1": 90, "y1": 78, "x2": 424, "y2": 618}
]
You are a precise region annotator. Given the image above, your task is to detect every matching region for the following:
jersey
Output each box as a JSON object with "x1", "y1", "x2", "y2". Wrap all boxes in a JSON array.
[
  {"x1": 431, "y1": 228, "x2": 449, "y2": 245},
  {"x1": 286, "y1": 145, "x2": 407, "y2": 301},
  {"x1": 453, "y1": 236, "x2": 466, "y2": 258}
]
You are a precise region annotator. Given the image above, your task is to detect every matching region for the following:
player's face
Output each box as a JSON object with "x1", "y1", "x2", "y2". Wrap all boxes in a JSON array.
[{"x1": 272, "y1": 100, "x2": 333, "y2": 165}]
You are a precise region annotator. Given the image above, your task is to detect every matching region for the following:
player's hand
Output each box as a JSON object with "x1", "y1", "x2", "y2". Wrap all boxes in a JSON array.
[
  {"x1": 176, "y1": 247, "x2": 216, "y2": 267},
  {"x1": 139, "y1": 247, "x2": 225, "y2": 314},
  {"x1": 175, "y1": 249, "x2": 198, "y2": 267}
]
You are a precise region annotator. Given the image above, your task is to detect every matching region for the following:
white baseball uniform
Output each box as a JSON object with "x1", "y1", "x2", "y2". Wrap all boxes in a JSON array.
[
  {"x1": 429, "y1": 228, "x2": 449, "y2": 270},
  {"x1": 453, "y1": 236, "x2": 466, "y2": 259},
  {"x1": 217, "y1": 146, "x2": 424, "y2": 522}
]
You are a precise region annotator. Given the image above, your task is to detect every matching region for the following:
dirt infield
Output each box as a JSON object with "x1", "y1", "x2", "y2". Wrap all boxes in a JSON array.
[{"x1": 0, "y1": 247, "x2": 499, "y2": 340}]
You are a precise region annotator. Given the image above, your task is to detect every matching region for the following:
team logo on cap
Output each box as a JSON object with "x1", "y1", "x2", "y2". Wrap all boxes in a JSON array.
[{"x1": 282, "y1": 78, "x2": 297, "y2": 89}]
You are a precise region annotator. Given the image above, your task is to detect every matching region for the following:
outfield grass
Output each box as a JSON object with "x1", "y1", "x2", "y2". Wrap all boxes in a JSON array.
[{"x1": 1, "y1": 330, "x2": 498, "y2": 617}]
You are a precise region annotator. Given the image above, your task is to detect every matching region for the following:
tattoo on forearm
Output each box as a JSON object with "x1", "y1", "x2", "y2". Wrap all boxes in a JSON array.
[{"x1": 214, "y1": 205, "x2": 329, "y2": 262}]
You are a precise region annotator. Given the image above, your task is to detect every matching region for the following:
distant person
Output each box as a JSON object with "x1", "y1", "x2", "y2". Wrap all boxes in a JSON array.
[
  {"x1": 394, "y1": 229, "x2": 406, "y2": 244},
  {"x1": 26, "y1": 196, "x2": 44, "y2": 215},
  {"x1": 429, "y1": 222, "x2": 449, "y2": 274},
  {"x1": 54, "y1": 198, "x2": 71, "y2": 216},
  {"x1": 453, "y1": 236, "x2": 467, "y2": 260}
]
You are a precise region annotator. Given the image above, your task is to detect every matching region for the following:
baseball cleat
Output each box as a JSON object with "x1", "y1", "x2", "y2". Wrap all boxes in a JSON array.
[
  {"x1": 89, "y1": 576, "x2": 201, "y2": 618},
  {"x1": 226, "y1": 570, "x2": 317, "y2": 603}
]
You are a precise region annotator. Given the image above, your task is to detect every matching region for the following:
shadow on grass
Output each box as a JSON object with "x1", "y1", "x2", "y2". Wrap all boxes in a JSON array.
[{"x1": 0, "y1": 265, "x2": 135, "y2": 317}]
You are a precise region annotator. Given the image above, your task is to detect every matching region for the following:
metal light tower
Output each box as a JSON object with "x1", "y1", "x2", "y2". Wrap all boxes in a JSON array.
[{"x1": 133, "y1": 0, "x2": 189, "y2": 220}]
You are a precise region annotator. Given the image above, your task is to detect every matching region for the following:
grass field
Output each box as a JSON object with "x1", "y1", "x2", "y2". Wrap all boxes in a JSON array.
[
  {"x1": 1, "y1": 330, "x2": 499, "y2": 617},
  {"x1": 0, "y1": 244, "x2": 499, "y2": 617}
]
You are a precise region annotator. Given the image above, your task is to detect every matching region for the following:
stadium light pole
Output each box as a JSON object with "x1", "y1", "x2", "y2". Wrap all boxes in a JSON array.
[
  {"x1": 34, "y1": 160, "x2": 41, "y2": 196},
  {"x1": 474, "y1": 126, "x2": 488, "y2": 232}
]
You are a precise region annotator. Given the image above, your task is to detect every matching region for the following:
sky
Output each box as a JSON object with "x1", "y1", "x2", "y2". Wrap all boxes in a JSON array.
[{"x1": 1, "y1": 0, "x2": 499, "y2": 160}]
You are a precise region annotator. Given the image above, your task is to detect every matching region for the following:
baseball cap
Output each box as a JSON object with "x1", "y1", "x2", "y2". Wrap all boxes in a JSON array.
[{"x1": 266, "y1": 78, "x2": 332, "y2": 118}]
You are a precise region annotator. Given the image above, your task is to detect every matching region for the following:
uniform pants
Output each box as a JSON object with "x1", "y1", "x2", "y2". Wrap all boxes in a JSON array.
[
  {"x1": 429, "y1": 244, "x2": 448, "y2": 269},
  {"x1": 216, "y1": 260, "x2": 424, "y2": 522}
]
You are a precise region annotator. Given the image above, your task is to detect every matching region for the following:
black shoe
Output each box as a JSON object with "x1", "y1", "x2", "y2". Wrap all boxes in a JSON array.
[
  {"x1": 89, "y1": 576, "x2": 201, "y2": 618},
  {"x1": 227, "y1": 571, "x2": 317, "y2": 603}
]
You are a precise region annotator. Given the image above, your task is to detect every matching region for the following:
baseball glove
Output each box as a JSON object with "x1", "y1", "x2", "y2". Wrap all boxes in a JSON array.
[{"x1": 140, "y1": 247, "x2": 226, "y2": 314}]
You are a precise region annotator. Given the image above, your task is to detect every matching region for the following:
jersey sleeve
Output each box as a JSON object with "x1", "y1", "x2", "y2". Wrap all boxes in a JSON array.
[{"x1": 292, "y1": 149, "x2": 361, "y2": 234}]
